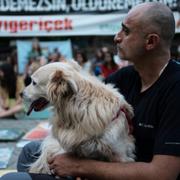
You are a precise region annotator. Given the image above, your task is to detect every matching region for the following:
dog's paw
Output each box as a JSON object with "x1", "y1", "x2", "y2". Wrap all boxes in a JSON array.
[{"x1": 29, "y1": 161, "x2": 51, "y2": 174}]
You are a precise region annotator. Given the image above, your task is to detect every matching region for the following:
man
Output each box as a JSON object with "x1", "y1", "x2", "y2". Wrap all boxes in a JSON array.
[
  {"x1": 48, "y1": 2, "x2": 180, "y2": 179},
  {"x1": 1, "y1": 2, "x2": 180, "y2": 180}
]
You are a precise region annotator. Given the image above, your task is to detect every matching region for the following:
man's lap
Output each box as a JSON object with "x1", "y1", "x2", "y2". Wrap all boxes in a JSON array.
[{"x1": 0, "y1": 172, "x2": 67, "y2": 180}]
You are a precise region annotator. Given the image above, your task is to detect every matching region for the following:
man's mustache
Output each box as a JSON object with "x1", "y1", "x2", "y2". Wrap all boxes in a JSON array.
[{"x1": 116, "y1": 45, "x2": 122, "y2": 52}]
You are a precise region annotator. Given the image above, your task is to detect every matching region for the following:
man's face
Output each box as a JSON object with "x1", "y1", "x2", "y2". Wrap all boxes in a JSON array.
[{"x1": 114, "y1": 10, "x2": 146, "y2": 62}]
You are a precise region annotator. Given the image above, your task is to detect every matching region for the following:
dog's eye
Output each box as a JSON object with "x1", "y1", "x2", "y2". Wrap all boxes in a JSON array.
[
  {"x1": 32, "y1": 80, "x2": 37, "y2": 86},
  {"x1": 24, "y1": 76, "x2": 32, "y2": 86}
]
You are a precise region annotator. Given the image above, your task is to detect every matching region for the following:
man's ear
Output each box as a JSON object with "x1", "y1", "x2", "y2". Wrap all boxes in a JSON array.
[{"x1": 145, "y1": 33, "x2": 160, "y2": 50}]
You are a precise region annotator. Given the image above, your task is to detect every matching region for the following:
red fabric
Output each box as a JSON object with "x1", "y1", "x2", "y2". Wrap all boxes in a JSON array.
[
  {"x1": 100, "y1": 65, "x2": 119, "y2": 78},
  {"x1": 112, "y1": 107, "x2": 133, "y2": 135}
]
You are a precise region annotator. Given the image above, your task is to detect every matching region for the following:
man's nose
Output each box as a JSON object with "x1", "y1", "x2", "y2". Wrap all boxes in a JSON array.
[{"x1": 114, "y1": 31, "x2": 122, "y2": 44}]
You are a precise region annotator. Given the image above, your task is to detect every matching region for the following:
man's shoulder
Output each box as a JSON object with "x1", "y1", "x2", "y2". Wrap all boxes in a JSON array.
[
  {"x1": 157, "y1": 60, "x2": 180, "y2": 98},
  {"x1": 168, "y1": 60, "x2": 180, "y2": 71},
  {"x1": 165, "y1": 60, "x2": 180, "y2": 82},
  {"x1": 105, "y1": 65, "x2": 136, "y2": 83}
]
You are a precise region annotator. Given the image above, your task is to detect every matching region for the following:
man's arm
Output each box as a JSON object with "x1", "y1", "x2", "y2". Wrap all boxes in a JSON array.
[{"x1": 49, "y1": 154, "x2": 180, "y2": 180}]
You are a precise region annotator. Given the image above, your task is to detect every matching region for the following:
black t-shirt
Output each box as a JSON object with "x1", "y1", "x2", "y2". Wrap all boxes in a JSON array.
[{"x1": 106, "y1": 60, "x2": 180, "y2": 178}]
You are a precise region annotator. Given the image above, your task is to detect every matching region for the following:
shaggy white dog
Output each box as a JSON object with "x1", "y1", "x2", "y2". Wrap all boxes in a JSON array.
[{"x1": 22, "y1": 60, "x2": 135, "y2": 174}]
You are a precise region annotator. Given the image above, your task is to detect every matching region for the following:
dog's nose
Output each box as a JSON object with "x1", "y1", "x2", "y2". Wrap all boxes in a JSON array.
[{"x1": 19, "y1": 92, "x2": 23, "y2": 98}]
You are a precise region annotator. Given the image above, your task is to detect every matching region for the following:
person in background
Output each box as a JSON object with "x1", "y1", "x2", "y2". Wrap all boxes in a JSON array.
[
  {"x1": 24, "y1": 38, "x2": 44, "y2": 87},
  {"x1": 100, "y1": 51, "x2": 119, "y2": 79},
  {"x1": 91, "y1": 48, "x2": 104, "y2": 77},
  {"x1": 0, "y1": 63, "x2": 24, "y2": 119},
  {"x1": 48, "y1": 48, "x2": 66, "y2": 63},
  {"x1": 74, "y1": 50, "x2": 92, "y2": 74},
  {"x1": 27, "y1": 38, "x2": 42, "y2": 63},
  {"x1": 6, "y1": 49, "x2": 18, "y2": 73},
  {"x1": 1, "y1": 2, "x2": 180, "y2": 180}
]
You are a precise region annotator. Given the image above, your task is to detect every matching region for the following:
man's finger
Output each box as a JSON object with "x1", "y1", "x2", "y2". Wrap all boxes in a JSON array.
[
  {"x1": 49, "y1": 162, "x2": 55, "y2": 170},
  {"x1": 47, "y1": 157, "x2": 54, "y2": 164},
  {"x1": 76, "y1": 177, "x2": 82, "y2": 180}
]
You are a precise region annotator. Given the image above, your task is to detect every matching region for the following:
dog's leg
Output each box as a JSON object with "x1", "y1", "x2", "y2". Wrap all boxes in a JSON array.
[
  {"x1": 104, "y1": 114, "x2": 135, "y2": 162},
  {"x1": 74, "y1": 138, "x2": 115, "y2": 162},
  {"x1": 75, "y1": 114, "x2": 135, "y2": 163},
  {"x1": 29, "y1": 135, "x2": 64, "y2": 174}
]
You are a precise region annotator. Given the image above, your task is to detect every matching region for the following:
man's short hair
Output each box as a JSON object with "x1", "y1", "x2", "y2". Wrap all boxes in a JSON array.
[{"x1": 142, "y1": 2, "x2": 175, "y2": 45}]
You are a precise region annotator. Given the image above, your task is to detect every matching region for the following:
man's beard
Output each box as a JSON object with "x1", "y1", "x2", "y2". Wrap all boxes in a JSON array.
[{"x1": 117, "y1": 49, "x2": 126, "y2": 60}]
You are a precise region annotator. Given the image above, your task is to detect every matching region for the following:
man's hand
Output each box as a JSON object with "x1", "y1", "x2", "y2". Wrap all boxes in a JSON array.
[{"x1": 48, "y1": 153, "x2": 84, "y2": 178}]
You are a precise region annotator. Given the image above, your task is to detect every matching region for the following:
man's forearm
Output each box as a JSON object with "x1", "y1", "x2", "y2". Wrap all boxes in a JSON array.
[
  {"x1": 78, "y1": 156, "x2": 180, "y2": 180},
  {"x1": 79, "y1": 160, "x2": 152, "y2": 180},
  {"x1": 49, "y1": 154, "x2": 179, "y2": 180}
]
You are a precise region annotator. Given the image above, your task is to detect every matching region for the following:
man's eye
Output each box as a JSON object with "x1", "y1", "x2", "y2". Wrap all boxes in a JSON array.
[
  {"x1": 123, "y1": 28, "x2": 129, "y2": 35},
  {"x1": 32, "y1": 81, "x2": 37, "y2": 85}
]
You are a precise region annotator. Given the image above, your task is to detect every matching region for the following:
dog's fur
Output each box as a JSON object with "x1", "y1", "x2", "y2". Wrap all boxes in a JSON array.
[{"x1": 22, "y1": 60, "x2": 135, "y2": 174}]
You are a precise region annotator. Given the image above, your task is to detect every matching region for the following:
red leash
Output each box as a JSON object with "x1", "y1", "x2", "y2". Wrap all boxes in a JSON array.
[{"x1": 112, "y1": 107, "x2": 133, "y2": 134}]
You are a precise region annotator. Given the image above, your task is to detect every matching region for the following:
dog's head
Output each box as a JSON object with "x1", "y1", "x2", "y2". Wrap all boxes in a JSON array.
[
  {"x1": 22, "y1": 60, "x2": 81, "y2": 115},
  {"x1": 47, "y1": 69, "x2": 79, "y2": 105}
]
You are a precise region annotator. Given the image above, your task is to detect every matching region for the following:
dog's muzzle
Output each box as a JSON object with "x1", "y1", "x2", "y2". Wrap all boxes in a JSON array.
[{"x1": 25, "y1": 97, "x2": 49, "y2": 116}]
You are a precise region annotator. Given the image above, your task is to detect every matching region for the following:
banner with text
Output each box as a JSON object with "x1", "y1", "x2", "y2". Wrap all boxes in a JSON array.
[
  {"x1": 2, "y1": 13, "x2": 180, "y2": 36},
  {"x1": 0, "y1": 0, "x2": 179, "y2": 15},
  {"x1": 0, "y1": 14, "x2": 124, "y2": 36}
]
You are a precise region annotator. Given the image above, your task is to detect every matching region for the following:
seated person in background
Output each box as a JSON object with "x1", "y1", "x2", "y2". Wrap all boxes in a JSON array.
[{"x1": 0, "y1": 63, "x2": 25, "y2": 119}]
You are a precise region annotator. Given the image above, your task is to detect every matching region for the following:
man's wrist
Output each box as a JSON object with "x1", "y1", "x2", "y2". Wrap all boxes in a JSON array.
[{"x1": 75, "y1": 159, "x2": 95, "y2": 178}]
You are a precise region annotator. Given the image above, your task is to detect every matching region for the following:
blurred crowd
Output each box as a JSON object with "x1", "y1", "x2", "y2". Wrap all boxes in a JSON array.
[{"x1": 0, "y1": 38, "x2": 129, "y2": 120}]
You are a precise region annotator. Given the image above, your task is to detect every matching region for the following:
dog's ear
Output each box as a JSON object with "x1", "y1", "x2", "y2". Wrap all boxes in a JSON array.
[
  {"x1": 48, "y1": 70, "x2": 78, "y2": 102},
  {"x1": 67, "y1": 60, "x2": 81, "y2": 71}
]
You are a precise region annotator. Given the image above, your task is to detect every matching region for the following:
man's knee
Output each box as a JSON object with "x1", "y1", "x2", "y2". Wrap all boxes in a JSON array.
[
  {"x1": 1, "y1": 172, "x2": 31, "y2": 180},
  {"x1": 22, "y1": 141, "x2": 41, "y2": 155},
  {"x1": 17, "y1": 141, "x2": 42, "y2": 172}
]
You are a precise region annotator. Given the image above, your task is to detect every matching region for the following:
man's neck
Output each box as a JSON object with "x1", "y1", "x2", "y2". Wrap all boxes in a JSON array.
[{"x1": 134, "y1": 56, "x2": 170, "y2": 92}]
